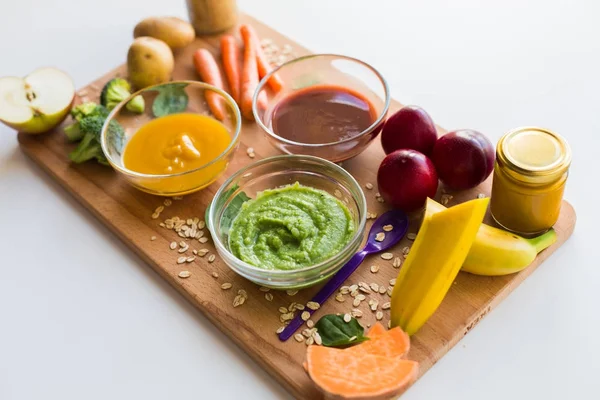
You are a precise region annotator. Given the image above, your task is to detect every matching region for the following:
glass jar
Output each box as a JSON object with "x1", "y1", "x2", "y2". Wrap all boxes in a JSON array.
[
  {"x1": 490, "y1": 127, "x2": 571, "y2": 236},
  {"x1": 186, "y1": 0, "x2": 238, "y2": 35}
]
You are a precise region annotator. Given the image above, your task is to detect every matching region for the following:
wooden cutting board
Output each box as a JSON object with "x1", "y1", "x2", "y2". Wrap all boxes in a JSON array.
[{"x1": 18, "y1": 13, "x2": 576, "y2": 399}]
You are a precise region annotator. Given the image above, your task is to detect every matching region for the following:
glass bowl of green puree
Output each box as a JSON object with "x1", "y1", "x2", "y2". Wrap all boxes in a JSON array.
[{"x1": 207, "y1": 155, "x2": 367, "y2": 289}]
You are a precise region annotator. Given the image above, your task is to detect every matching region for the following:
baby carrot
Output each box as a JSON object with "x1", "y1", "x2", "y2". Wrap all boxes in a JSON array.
[
  {"x1": 192, "y1": 48, "x2": 226, "y2": 121},
  {"x1": 220, "y1": 35, "x2": 241, "y2": 105},
  {"x1": 240, "y1": 25, "x2": 267, "y2": 120},
  {"x1": 240, "y1": 24, "x2": 283, "y2": 92}
]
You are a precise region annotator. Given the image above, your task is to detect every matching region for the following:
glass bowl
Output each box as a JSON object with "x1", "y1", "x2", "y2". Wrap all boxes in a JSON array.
[
  {"x1": 252, "y1": 54, "x2": 390, "y2": 163},
  {"x1": 100, "y1": 81, "x2": 242, "y2": 196},
  {"x1": 207, "y1": 155, "x2": 367, "y2": 289}
]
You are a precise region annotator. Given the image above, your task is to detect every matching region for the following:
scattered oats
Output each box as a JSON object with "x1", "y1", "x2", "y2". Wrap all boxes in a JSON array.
[
  {"x1": 383, "y1": 224, "x2": 393, "y2": 232},
  {"x1": 178, "y1": 246, "x2": 189, "y2": 253},
  {"x1": 159, "y1": 222, "x2": 166, "y2": 228},
  {"x1": 334, "y1": 189, "x2": 342, "y2": 198},
  {"x1": 388, "y1": 321, "x2": 392, "y2": 329},
  {"x1": 370, "y1": 265, "x2": 380, "y2": 273},
  {"x1": 477, "y1": 193, "x2": 486, "y2": 199},
  {"x1": 302, "y1": 328, "x2": 312, "y2": 338},
  {"x1": 313, "y1": 331, "x2": 322, "y2": 345},
  {"x1": 377, "y1": 197, "x2": 385, "y2": 203},
  {"x1": 301, "y1": 311, "x2": 310, "y2": 321},
  {"x1": 233, "y1": 294, "x2": 246, "y2": 307},
  {"x1": 192, "y1": 249, "x2": 198, "y2": 255},
  {"x1": 259, "y1": 286, "x2": 270, "y2": 292},
  {"x1": 242, "y1": 172, "x2": 253, "y2": 178},
  {"x1": 393, "y1": 257, "x2": 402, "y2": 268},
  {"x1": 198, "y1": 220, "x2": 206, "y2": 229},
  {"x1": 248, "y1": 152, "x2": 255, "y2": 158},
  {"x1": 368, "y1": 299, "x2": 379, "y2": 311},
  {"x1": 221, "y1": 282, "x2": 233, "y2": 290},
  {"x1": 211, "y1": 271, "x2": 219, "y2": 279},
  {"x1": 177, "y1": 256, "x2": 187, "y2": 264},
  {"x1": 381, "y1": 252, "x2": 394, "y2": 260},
  {"x1": 208, "y1": 254, "x2": 216, "y2": 263},
  {"x1": 305, "y1": 336, "x2": 314, "y2": 346},
  {"x1": 349, "y1": 284, "x2": 359, "y2": 292},
  {"x1": 402, "y1": 247, "x2": 411, "y2": 257},
  {"x1": 375, "y1": 232, "x2": 385, "y2": 242},
  {"x1": 358, "y1": 282, "x2": 371, "y2": 293},
  {"x1": 294, "y1": 303, "x2": 305, "y2": 311},
  {"x1": 286, "y1": 289, "x2": 298, "y2": 296},
  {"x1": 155, "y1": 205, "x2": 164, "y2": 214},
  {"x1": 335, "y1": 294, "x2": 345, "y2": 302},
  {"x1": 198, "y1": 249, "x2": 209, "y2": 256},
  {"x1": 387, "y1": 286, "x2": 394, "y2": 297},
  {"x1": 375, "y1": 192, "x2": 381, "y2": 198},
  {"x1": 151, "y1": 212, "x2": 160, "y2": 219},
  {"x1": 340, "y1": 286, "x2": 350, "y2": 295},
  {"x1": 441, "y1": 194, "x2": 453, "y2": 205},
  {"x1": 349, "y1": 336, "x2": 357, "y2": 342},
  {"x1": 265, "y1": 293, "x2": 274, "y2": 301},
  {"x1": 407, "y1": 233, "x2": 417, "y2": 241},
  {"x1": 370, "y1": 283, "x2": 379, "y2": 292},
  {"x1": 294, "y1": 333, "x2": 304, "y2": 342},
  {"x1": 186, "y1": 256, "x2": 195, "y2": 263},
  {"x1": 356, "y1": 294, "x2": 366, "y2": 301},
  {"x1": 389, "y1": 278, "x2": 396, "y2": 286},
  {"x1": 351, "y1": 309, "x2": 363, "y2": 318},
  {"x1": 170, "y1": 242, "x2": 178, "y2": 250},
  {"x1": 238, "y1": 289, "x2": 248, "y2": 298},
  {"x1": 306, "y1": 301, "x2": 320, "y2": 311},
  {"x1": 276, "y1": 326, "x2": 285, "y2": 334},
  {"x1": 365, "y1": 182, "x2": 374, "y2": 190},
  {"x1": 382, "y1": 302, "x2": 391, "y2": 310},
  {"x1": 164, "y1": 199, "x2": 172, "y2": 206},
  {"x1": 173, "y1": 196, "x2": 183, "y2": 200},
  {"x1": 378, "y1": 286, "x2": 386, "y2": 294},
  {"x1": 199, "y1": 237, "x2": 209, "y2": 243},
  {"x1": 246, "y1": 147, "x2": 254, "y2": 154},
  {"x1": 376, "y1": 311, "x2": 384, "y2": 321},
  {"x1": 150, "y1": 236, "x2": 157, "y2": 241},
  {"x1": 343, "y1": 313, "x2": 352, "y2": 323},
  {"x1": 178, "y1": 270, "x2": 191, "y2": 278},
  {"x1": 350, "y1": 289, "x2": 359, "y2": 297},
  {"x1": 278, "y1": 307, "x2": 288, "y2": 314},
  {"x1": 307, "y1": 320, "x2": 315, "y2": 328},
  {"x1": 352, "y1": 298, "x2": 361, "y2": 307}
]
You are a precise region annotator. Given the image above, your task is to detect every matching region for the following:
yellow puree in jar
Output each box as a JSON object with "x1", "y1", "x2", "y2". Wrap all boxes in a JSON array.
[
  {"x1": 123, "y1": 113, "x2": 231, "y2": 194},
  {"x1": 490, "y1": 127, "x2": 571, "y2": 236}
]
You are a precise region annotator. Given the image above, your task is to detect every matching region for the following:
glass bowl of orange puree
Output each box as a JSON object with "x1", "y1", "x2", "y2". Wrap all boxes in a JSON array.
[
  {"x1": 253, "y1": 54, "x2": 390, "y2": 162},
  {"x1": 100, "y1": 81, "x2": 241, "y2": 196}
]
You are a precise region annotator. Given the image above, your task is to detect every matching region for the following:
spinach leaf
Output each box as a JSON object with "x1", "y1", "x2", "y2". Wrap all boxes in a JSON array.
[
  {"x1": 152, "y1": 83, "x2": 189, "y2": 117},
  {"x1": 315, "y1": 314, "x2": 369, "y2": 347},
  {"x1": 206, "y1": 185, "x2": 251, "y2": 234}
]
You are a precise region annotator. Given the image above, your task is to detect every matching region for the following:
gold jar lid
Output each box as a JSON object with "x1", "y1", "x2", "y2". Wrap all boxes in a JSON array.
[{"x1": 497, "y1": 127, "x2": 571, "y2": 184}]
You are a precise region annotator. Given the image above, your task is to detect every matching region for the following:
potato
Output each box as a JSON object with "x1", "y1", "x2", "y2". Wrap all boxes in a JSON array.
[
  {"x1": 134, "y1": 17, "x2": 195, "y2": 50},
  {"x1": 127, "y1": 37, "x2": 174, "y2": 89}
]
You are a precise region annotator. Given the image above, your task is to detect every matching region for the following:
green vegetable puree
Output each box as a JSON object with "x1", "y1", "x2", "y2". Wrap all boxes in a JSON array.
[{"x1": 228, "y1": 183, "x2": 355, "y2": 270}]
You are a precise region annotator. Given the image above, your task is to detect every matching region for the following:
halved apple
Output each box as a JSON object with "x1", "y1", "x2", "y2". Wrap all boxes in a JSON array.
[{"x1": 0, "y1": 67, "x2": 75, "y2": 134}]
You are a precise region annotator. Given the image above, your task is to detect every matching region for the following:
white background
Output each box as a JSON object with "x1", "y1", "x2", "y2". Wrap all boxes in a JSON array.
[{"x1": 0, "y1": 0, "x2": 598, "y2": 399}]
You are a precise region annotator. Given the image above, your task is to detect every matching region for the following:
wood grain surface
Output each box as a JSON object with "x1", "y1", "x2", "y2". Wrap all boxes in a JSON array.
[{"x1": 17, "y1": 13, "x2": 576, "y2": 400}]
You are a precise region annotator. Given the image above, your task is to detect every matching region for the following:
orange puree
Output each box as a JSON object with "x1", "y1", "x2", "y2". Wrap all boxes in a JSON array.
[{"x1": 123, "y1": 113, "x2": 231, "y2": 194}]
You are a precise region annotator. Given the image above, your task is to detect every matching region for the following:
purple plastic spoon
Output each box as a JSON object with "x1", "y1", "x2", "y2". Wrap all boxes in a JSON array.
[{"x1": 278, "y1": 209, "x2": 409, "y2": 341}]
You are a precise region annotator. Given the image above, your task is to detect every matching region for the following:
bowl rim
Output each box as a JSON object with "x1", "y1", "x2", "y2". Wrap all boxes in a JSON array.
[
  {"x1": 100, "y1": 80, "x2": 242, "y2": 180},
  {"x1": 252, "y1": 53, "x2": 391, "y2": 148},
  {"x1": 207, "y1": 154, "x2": 368, "y2": 276}
]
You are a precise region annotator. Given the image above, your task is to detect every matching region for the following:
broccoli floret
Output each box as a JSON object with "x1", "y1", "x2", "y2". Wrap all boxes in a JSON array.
[
  {"x1": 100, "y1": 78, "x2": 144, "y2": 113},
  {"x1": 68, "y1": 132, "x2": 104, "y2": 164},
  {"x1": 68, "y1": 104, "x2": 124, "y2": 165},
  {"x1": 70, "y1": 102, "x2": 99, "y2": 121},
  {"x1": 64, "y1": 123, "x2": 84, "y2": 142}
]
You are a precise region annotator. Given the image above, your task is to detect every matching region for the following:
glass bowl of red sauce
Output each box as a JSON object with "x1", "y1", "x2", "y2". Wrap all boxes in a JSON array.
[{"x1": 252, "y1": 54, "x2": 390, "y2": 162}]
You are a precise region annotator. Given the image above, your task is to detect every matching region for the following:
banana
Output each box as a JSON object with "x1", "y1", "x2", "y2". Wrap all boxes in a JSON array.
[
  {"x1": 427, "y1": 199, "x2": 557, "y2": 276},
  {"x1": 391, "y1": 198, "x2": 488, "y2": 336}
]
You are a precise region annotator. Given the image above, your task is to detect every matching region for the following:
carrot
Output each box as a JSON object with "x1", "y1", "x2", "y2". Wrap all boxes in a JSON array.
[
  {"x1": 240, "y1": 24, "x2": 283, "y2": 92},
  {"x1": 240, "y1": 25, "x2": 266, "y2": 120},
  {"x1": 220, "y1": 35, "x2": 241, "y2": 105},
  {"x1": 192, "y1": 48, "x2": 226, "y2": 121}
]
